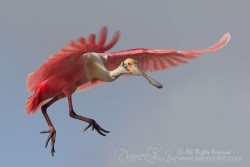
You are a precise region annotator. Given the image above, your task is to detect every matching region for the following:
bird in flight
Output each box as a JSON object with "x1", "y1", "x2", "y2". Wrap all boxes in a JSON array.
[{"x1": 26, "y1": 27, "x2": 230, "y2": 156}]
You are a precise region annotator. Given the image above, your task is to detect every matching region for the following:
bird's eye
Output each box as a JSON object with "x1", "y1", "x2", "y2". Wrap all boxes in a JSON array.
[{"x1": 128, "y1": 62, "x2": 132, "y2": 66}]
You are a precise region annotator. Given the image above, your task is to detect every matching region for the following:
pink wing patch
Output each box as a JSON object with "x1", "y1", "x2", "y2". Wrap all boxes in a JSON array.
[
  {"x1": 76, "y1": 79, "x2": 104, "y2": 92},
  {"x1": 101, "y1": 32, "x2": 230, "y2": 73},
  {"x1": 26, "y1": 27, "x2": 120, "y2": 92},
  {"x1": 77, "y1": 32, "x2": 230, "y2": 92}
]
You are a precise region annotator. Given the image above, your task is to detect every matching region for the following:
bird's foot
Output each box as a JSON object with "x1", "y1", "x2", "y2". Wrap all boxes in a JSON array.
[
  {"x1": 83, "y1": 119, "x2": 110, "y2": 136},
  {"x1": 40, "y1": 129, "x2": 56, "y2": 156}
]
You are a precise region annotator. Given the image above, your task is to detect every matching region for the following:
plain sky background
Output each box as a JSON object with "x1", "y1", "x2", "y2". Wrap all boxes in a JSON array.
[{"x1": 0, "y1": 0, "x2": 249, "y2": 167}]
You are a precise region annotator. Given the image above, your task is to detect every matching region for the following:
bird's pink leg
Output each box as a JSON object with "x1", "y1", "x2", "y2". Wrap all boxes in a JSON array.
[
  {"x1": 40, "y1": 96, "x2": 60, "y2": 156},
  {"x1": 67, "y1": 95, "x2": 110, "y2": 136}
]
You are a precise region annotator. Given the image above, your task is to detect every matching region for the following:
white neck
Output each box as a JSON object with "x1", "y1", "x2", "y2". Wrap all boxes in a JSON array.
[{"x1": 109, "y1": 65, "x2": 129, "y2": 81}]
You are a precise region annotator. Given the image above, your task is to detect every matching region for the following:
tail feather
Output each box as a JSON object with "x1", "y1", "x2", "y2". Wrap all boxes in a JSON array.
[
  {"x1": 26, "y1": 95, "x2": 45, "y2": 114},
  {"x1": 26, "y1": 82, "x2": 46, "y2": 114}
]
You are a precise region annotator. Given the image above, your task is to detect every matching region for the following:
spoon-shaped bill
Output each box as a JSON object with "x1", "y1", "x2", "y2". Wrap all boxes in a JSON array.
[
  {"x1": 141, "y1": 73, "x2": 163, "y2": 89},
  {"x1": 133, "y1": 66, "x2": 163, "y2": 89}
]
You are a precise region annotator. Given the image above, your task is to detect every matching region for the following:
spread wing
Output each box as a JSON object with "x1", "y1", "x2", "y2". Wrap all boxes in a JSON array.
[
  {"x1": 26, "y1": 27, "x2": 120, "y2": 92},
  {"x1": 101, "y1": 32, "x2": 230, "y2": 73},
  {"x1": 77, "y1": 32, "x2": 230, "y2": 92}
]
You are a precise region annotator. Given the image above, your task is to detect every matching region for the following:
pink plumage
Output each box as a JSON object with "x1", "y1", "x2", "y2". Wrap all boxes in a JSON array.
[
  {"x1": 102, "y1": 32, "x2": 230, "y2": 72},
  {"x1": 26, "y1": 27, "x2": 120, "y2": 93},
  {"x1": 25, "y1": 27, "x2": 230, "y2": 156}
]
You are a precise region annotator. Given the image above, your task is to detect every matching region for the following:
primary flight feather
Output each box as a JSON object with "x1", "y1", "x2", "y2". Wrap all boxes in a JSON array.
[{"x1": 26, "y1": 27, "x2": 230, "y2": 156}]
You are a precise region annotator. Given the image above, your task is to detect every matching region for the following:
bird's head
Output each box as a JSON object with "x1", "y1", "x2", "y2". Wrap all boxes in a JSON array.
[
  {"x1": 122, "y1": 58, "x2": 140, "y2": 75},
  {"x1": 121, "y1": 58, "x2": 163, "y2": 89}
]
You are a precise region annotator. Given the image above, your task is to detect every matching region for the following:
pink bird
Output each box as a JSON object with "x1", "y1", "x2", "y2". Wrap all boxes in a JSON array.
[{"x1": 26, "y1": 27, "x2": 230, "y2": 156}]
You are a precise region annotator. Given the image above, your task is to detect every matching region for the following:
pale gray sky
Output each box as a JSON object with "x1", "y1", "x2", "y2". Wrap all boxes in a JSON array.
[{"x1": 0, "y1": 0, "x2": 249, "y2": 167}]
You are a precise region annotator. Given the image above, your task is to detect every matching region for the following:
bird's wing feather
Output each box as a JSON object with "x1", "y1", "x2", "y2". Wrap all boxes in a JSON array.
[
  {"x1": 76, "y1": 79, "x2": 104, "y2": 92},
  {"x1": 26, "y1": 27, "x2": 120, "y2": 92},
  {"x1": 101, "y1": 32, "x2": 230, "y2": 72},
  {"x1": 76, "y1": 32, "x2": 230, "y2": 92}
]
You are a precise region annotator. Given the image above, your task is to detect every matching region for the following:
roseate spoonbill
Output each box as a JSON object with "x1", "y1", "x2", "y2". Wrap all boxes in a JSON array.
[{"x1": 26, "y1": 27, "x2": 230, "y2": 156}]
